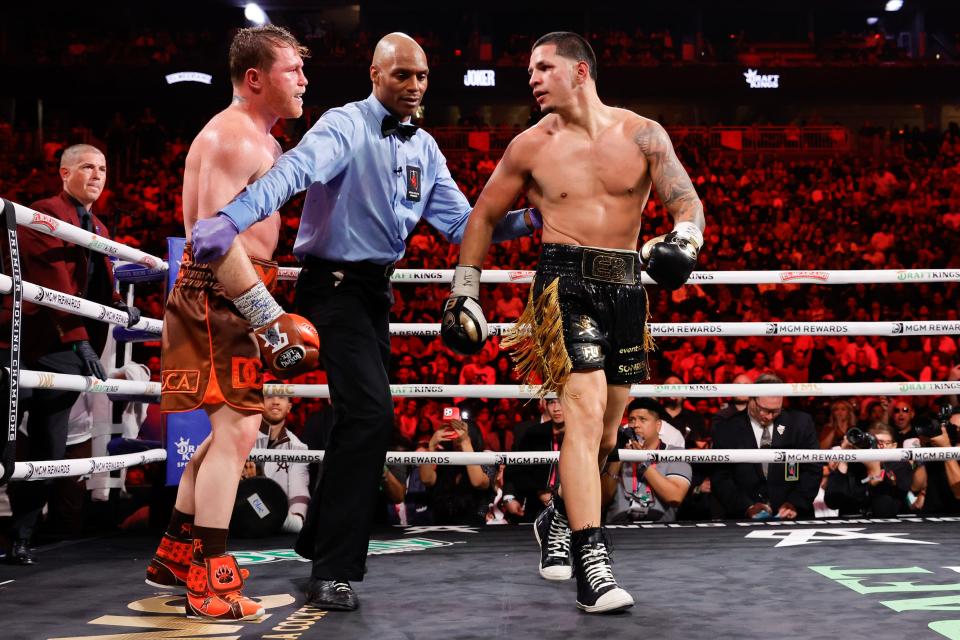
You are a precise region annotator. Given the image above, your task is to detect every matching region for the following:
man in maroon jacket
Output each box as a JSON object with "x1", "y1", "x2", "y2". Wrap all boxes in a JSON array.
[{"x1": 1, "y1": 144, "x2": 139, "y2": 565}]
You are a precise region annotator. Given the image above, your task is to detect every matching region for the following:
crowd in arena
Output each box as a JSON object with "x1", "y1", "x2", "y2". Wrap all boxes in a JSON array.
[{"x1": 10, "y1": 19, "x2": 956, "y2": 69}]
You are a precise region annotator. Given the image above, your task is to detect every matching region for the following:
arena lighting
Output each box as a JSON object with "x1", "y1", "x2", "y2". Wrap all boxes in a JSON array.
[
  {"x1": 244, "y1": 2, "x2": 268, "y2": 25},
  {"x1": 165, "y1": 72, "x2": 212, "y2": 85},
  {"x1": 885, "y1": 0, "x2": 903, "y2": 11},
  {"x1": 866, "y1": 17, "x2": 879, "y2": 25}
]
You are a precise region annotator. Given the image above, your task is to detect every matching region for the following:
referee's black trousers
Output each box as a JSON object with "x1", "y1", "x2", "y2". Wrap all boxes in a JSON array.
[{"x1": 293, "y1": 260, "x2": 394, "y2": 581}]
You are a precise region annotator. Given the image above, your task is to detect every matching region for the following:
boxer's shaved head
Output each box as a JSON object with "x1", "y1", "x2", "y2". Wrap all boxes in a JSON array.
[{"x1": 370, "y1": 32, "x2": 429, "y2": 119}]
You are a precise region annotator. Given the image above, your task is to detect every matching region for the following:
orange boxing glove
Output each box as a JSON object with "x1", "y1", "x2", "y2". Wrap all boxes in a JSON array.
[{"x1": 253, "y1": 313, "x2": 320, "y2": 379}]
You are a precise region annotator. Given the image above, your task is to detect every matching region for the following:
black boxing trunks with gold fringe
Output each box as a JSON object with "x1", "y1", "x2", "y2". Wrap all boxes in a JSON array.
[{"x1": 502, "y1": 243, "x2": 654, "y2": 396}]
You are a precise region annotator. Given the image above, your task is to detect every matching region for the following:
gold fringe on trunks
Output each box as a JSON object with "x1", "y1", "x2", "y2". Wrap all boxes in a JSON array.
[
  {"x1": 642, "y1": 293, "x2": 657, "y2": 354},
  {"x1": 501, "y1": 277, "x2": 572, "y2": 398}
]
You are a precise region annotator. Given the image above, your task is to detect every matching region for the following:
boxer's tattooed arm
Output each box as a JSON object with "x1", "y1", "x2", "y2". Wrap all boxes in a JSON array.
[{"x1": 635, "y1": 122, "x2": 705, "y2": 230}]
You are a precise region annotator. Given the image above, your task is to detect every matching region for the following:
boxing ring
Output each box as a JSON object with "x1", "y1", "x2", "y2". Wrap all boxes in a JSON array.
[{"x1": 2, "y1": 196, "x2": 960, "y2": 639}]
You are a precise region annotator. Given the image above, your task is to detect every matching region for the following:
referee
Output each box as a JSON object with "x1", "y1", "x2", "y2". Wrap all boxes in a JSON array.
[{"x1": 191, "y1": 32, "x2": 537, "y2": 610}]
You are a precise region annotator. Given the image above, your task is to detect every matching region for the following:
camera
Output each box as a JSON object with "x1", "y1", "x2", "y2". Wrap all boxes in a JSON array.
[
  {"x1": 845, "y1": 427, "x2": 878, "y2": 450},
  {"x1": 914, "y1": 404, "x2": 954, "y2": 439},
  {"x1": 619, "y1": 425, "x2": 642, "y2": 446}
]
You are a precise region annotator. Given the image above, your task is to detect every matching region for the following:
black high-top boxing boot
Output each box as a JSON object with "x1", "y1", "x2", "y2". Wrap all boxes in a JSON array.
[
  {"x1": 534, "y1": 495, "x2": 572, "y2": 580},
  {"x1": 570, "y1": 527, "x2": 634, "y2": 613}
]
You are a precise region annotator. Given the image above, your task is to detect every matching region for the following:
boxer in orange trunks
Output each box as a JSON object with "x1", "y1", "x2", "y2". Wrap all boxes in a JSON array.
[{"x1": 144, "y1": 25, "x2": 317, "y2": 621}]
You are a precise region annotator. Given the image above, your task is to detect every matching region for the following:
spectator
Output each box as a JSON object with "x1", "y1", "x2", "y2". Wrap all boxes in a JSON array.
[
  {"x1": 824, "y1": 422, "x2": 913, "y2": 517},
  {"x1": 418, "y1": 418, "x2": 493, "y2": 525},
  {"x1": 659, "y1": 375, "x2": 706, "y2": 441},
  {"x1": 911, "y1": 407, "x2": 960, "y2": 515},
  {"x1": 245, "y1": 392, "x2": 311, "y2": 534},
  {"x1": 715, "y1": 373, "x2": 752, "y2": 421},
  {"x1": 889, "y1": 398, "x2": 917, "y2": 445},
  {"x1": 501, "y1": 398, "x2": 564, "y2": 523},
  {"x1": 377, "y1": 434, "x2": 410, "y2": 525},
  {"x1": 601, "y1": 399, "x2": 691, "y2": 523},
  {"x1": 711, "y1": 373, "x2": 820, "y2": 520},
  {"x1": 1, "y1": 144, "x2": 139, "y2": 565},
  {"x1": 817, "y1": 399, "x2": 857, "y2": 449}
]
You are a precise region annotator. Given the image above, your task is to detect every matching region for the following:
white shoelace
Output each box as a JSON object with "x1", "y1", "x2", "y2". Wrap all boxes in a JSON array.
[
  {"x1": 333, "y1": 581, "x2": 352, "y2": 593},
  {"x1": 581, "y1": 545, "x2": 617, "y2": 592},
  {"x1": 546, "y1": 511, "x2": 571, "y2": 559}
]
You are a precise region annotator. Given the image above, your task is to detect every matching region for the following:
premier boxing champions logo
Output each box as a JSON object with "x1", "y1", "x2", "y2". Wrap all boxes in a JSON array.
[
  {"x1": 779, "y1": 271, "x2": 829, "y2": 282},
  {"x1": 508, "y1": 270, "x2": 534, "y2": 282},
  {"x1": 30, "y1": 212, "x2": 59, "y2": 232}
]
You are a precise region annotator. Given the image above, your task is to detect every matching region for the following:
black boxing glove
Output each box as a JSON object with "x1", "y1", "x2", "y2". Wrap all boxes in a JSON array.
[
  {"x1": 441, "y1": 265, "x2": 489, "y2": 355},
  {"x1": 73, "y1": 339, "x2": 107, "y2": 380},
  {"x1": 640, "y1": 221, "x2": 703, "y2": 290}
]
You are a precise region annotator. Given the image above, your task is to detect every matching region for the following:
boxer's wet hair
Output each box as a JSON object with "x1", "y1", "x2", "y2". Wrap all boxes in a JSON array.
[
  {"x1": 532, "y1": 31, "x2": 597, "y2": 81},
  {"x1": 229, "y1": 25, "x2": 310, "y2": 85}
]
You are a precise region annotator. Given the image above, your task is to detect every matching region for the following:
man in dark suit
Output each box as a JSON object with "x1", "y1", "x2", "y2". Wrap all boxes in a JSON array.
[
  {"x1": 501, "y1": 398, "x2": 565, "y2": 523},
  {"x1": 711, "y1": 373, "x2": 820, "y2": 520},
  {"x1": 0, "y1": 144, "x2": 138, "y2": 563}
]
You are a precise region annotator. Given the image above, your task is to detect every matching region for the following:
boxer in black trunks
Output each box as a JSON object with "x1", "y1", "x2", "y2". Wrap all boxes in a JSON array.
[{"x1": 441, "y1": 32, "x2": 705, "y2": 613}]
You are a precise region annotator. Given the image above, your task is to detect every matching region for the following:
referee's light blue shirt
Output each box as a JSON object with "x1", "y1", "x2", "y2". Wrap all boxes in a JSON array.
[{"x1": 220, "y1": 94, "x2": 531, "y2": 265}]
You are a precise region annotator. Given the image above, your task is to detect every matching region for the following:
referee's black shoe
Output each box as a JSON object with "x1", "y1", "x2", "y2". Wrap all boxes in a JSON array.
[
  {"x1": 571, "y1": 527, "x2": 634, "y2": 614},
  {"x1": 534, "y1": 497, "x2": 572, "y2": 580},
  {"x1": 305, "y1": 579, "x2": 359, "y2": 611}
]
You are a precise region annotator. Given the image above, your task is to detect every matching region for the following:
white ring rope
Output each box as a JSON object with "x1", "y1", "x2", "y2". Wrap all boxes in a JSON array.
[
  {"x1": 7, "y1": 199, "x2": 167, "y2": 270},
  {"x1": 277, "y1": 267, "x2": 960, "y2": 285},
  {"x1": 0, "y1": 273, "x2": 162, "y2": 333},
  {"x1": 17, "y1": 369, "x2": 161, "y2": 395},
  {"x1": 399, "y1": 320, "x2": 960, "y2": 338},
  {"x1": 11, "y1": 445, "x2": 960, "y2": 481},
  {"x1": 262, "y1": 381, "x2": 960, "y2": 399},
  {"x1": 11, "y1": 369, "x2": 959, "y2": 399},
  {"x1": 11, "y1": 449, "x2": 168, "y2": 480},
  {"x1": 5, "y1": 281, "x2": 954, "y2": 341},
  {"x1": 248, "y1": 447, "x2": 960, "y2": 466},
  {"x1": 7, "y1": 199, "x2": 959, "y2": 287}
]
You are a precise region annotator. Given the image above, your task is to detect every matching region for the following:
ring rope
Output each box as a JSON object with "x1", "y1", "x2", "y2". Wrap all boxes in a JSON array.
[
  {"x1": 248, "y1": 447, "x2": 960, "y2": 466},
  {"x1": 7, "y1": 199, "x2": 959, "y2": 287},
  {"x1": 8, "y1": 199, "x2": 167, "y2": 270},
  {"x1": 401, "y1": 320, "x2": 960, "y2": 338},
  {"x1": 277, "y1": 267, "x2": 960, "y2": 285},
  {"x1": 3, "y1": 279, "x2": 957, "y2": 341},
  {"x1": 0, "y1": 273, "x2": 161, "y2": 333},
  {"x1": 11, "y1": 449, "x2": 168, "y2": 481},
  {"x1": 11, "y1": 370, "x2": 959, "y2": 399},
  {"x1": 10, "y1": 445, "x2": 960, "y2": 481}
]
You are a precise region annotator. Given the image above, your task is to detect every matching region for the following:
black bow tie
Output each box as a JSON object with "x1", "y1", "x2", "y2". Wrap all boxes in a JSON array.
[{"x1": 381, "y1": 115, "x2": 418, "y2": 140}]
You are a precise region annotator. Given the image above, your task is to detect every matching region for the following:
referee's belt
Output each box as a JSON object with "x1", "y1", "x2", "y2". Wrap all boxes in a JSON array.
[{"x1": 303, "y1": 256, "x2": 396, "y2": 279}]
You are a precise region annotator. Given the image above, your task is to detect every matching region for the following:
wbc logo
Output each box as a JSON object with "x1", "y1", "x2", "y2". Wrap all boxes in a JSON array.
[{"x1": 259, "y1": 322, "x2": 289, "y2": 349}]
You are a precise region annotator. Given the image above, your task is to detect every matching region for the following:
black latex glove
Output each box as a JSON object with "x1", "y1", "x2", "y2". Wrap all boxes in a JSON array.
[
  {"x1": 113, "y1": 301, "x2": 141, "y2": 329},
  {"x1": 73, "y1": 340, "x2": 107, "y2": 380}
]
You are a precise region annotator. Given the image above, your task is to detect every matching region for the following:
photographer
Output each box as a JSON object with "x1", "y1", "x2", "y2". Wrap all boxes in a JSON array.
[
  {"x1": 824, "y1": 422, "x2": 913, "y2": 517},
  {"x1": 418, "y1": 411, "x2": 494, "y2": 525},
  {"x1": 911, "y1": 406, "x2": 960, "y2": 515},
  {"x1": 601, "y1": 399, "x2": 691, "y2": 523},
  {"x1": 500, "y1": 398, "x2": 565, "y2": 523}
]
